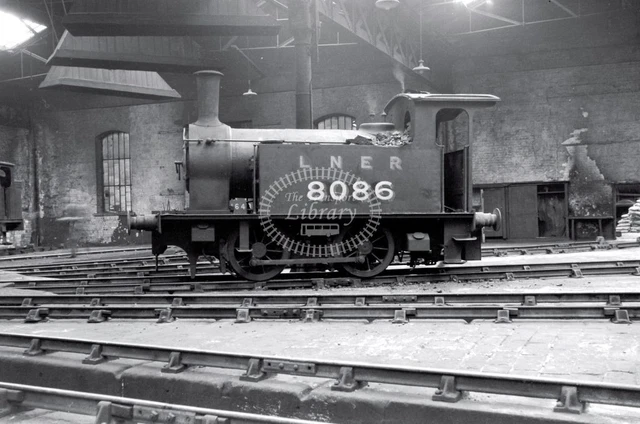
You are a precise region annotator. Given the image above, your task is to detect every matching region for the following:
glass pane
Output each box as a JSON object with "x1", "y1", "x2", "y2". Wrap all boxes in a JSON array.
[
  {"x1": 119, "y1": 158, "x2": 125, "y2": 187},
  {"x1": 104, "y1": 135, "x2": 110, "y2": 160},
  {"x1": 102, "y1": 137, "x2": 108, "y2": 160},
  {"x1": 108, "y1": 187, "x2": 116, "y2": 211},
  {"x1": 103, "y1": 161, "x2": 109, "y2": 189},
  {"x1": 122, "y1": 133, "x2": 126, "y2": 158},
  {"x1": 104, "y1": 187, "x2": 110, "y2": 211},
  {"x1": 124, "y1": 159, "x2": 131, "y2": 185},
  {"x1": 111, "y1": 135, "x2": 116, "y2": 164},
  {"x1": 126, "y1": 186, "x2": 132, "y2": 211},
  {"x1": 112, "y1": 160, "x2": 116, "y2": 186},
  {"x1": 124, "y1": 133, "x2": 130, "y2": 159},
  {"x1": 113, "y1": 186, "x2": 121, "y2": 212},
  {"x1": 113, "y1": 161, "x2": 120, "y2": 185}
]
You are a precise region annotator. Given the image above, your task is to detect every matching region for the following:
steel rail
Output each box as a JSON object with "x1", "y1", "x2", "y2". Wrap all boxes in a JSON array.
[
  {"x1": 0, "y1": 255, "x2": 220, "y2": 278},
  {"x1": 481, "y1": 240, "x2": 620, "y2": 257},
  {"x1": 0, "y1": 252, "x2": 183, "y2": 270},
  {"x1": 13, "y1": 262, "x2": 220, "y2": 279},
  {"x1": 3, "y1": 303, "x2": 639, "y2": 323},
  {"x1": 6, "y1": 259, "x2": 640, "y2": 294},
  {"x1": 0, "y1": 254, "x2": 186, "y2": 272},
  {"x1": 2, "y1": 290, "x2": 640, "y2": 307},
  {"x1": 0, "y1": 381, "x2": 326, "y2": 424},
  {"x1": 0, "y1": 245, "x2": 153, "y2": 263},
  {"x1": 1, "y1": 332, "x2": 639, "y2": 413}
]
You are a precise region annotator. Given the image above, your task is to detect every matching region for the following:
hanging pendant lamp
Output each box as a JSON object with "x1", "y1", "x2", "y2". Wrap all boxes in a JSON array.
[
  {"x1": 242, "y1": 51, "x2": 257, "y2": 96},
  {"x1": 243, "y1": 83, "x2": 257, "y2": 97},
  {"x1": 413, "y1": 59, "x2": 430, "y2": 72},
  {"x1": 412, "y1": 4, "x2": 430, "y2": 73}
]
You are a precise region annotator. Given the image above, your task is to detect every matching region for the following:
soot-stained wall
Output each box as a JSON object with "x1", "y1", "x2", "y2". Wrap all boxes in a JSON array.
[
  {"x1": 25, "y1": 43, "x2": 430, "y2": 248},
  {"x1": 453, "y1": 11, "x2": 640, "y2": 218},
  {"x1": 33, "y1": 101, "x2": 185, "y2": 247}
]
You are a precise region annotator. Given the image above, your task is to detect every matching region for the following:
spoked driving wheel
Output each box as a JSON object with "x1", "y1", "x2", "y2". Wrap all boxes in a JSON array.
[
  {"x1": 226, "y1": 226, "x2": 290, "y2": 281},
  {"x1": 338, "y1": 226, "x2": 395, "y2": 278}
]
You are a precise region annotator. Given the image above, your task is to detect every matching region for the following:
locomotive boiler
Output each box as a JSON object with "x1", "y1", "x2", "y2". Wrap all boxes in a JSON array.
[
  {"x1": 0, "y1": 161, "x2": 23, "y2": 245},
  {"x1": 130, "y1": 71, "x2": 501, "y2": 281}
]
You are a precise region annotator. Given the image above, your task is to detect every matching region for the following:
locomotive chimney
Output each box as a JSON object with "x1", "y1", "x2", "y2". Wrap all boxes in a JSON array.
[
  {"x1": 193, "y1": 70, "x2": 224, "y2": 127},
  {"x1": 190, "y1": 70, "x2": 230, "y2": 140}
]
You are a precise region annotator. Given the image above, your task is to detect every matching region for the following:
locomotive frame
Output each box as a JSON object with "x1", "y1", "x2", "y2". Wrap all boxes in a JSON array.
[{"x1": 130, "y1": 71, "x2": 501, "y2": 281}]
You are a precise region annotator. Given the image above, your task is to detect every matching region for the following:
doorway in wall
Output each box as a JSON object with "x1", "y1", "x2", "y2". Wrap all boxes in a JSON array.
[
  {"x1": 614, "y1": 183, "x2": 640, "y2": 220},
  {"x1": 537, "y1": 183, "x2": 567, "y2": 237},
  {"x1": 479, "y1": 182, "x2": 568, "y2": 240}
]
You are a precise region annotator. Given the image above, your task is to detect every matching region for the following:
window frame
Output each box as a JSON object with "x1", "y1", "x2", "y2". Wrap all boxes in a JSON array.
[
  {"x1": 95, "y1": 131, "x2": 132, "y2": 215},
  {"x1": 314, "y1": 114, "x2": 355, "y2": 130}
]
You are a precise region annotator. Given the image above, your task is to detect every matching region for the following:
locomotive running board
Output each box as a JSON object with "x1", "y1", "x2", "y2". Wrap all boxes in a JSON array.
[{"x1": 250, "y1": 256, "x2": 364, "y2": 266}]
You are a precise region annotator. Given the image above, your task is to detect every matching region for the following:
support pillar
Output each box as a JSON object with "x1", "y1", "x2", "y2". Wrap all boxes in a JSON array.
[
  {"x1": 289, "y1": 0, "x2": 314, "y2": 129},
  {"x1": 28, "y1": 111, "x2": 40, "y2": 246}
]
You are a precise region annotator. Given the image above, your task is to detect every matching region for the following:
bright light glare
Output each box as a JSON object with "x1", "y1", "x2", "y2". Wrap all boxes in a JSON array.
[{"x1": 0, "y1": 11, "x2": 46, "y2": 51}]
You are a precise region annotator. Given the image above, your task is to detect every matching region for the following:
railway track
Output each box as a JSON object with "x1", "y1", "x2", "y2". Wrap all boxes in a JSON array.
[
  {"x1": 481, "y1": 238, "x2": 640, "y2": 257},
  {"x1": 0, "y1": 254, "x2": 220, "y2": 279},
  {"x1": 4, "y1": 259, "x2": 640, "y2": 295},
  {"x1": 1, "y1": 332, "x2": 639, "y2": 415},
  {"x1": 0, "y1": 381, "x2": 324, "y2": 424},
  {"x1": 1, "y1": 240, "x2": 637, "y2": 280},
  {"x1": 1, "y1": 290, "x2": 638, "y2": 323},
  {"x1": 0, "y1": 245, "x2": 152, "y2": 261}
]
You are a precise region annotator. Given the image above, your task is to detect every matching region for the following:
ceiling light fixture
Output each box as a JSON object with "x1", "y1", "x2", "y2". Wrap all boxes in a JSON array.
[
  {"x1": 242, "y1": 49, "x2": 257, "y2": 97},
  {"x1": 243, "y1": 84, "x2": 257, "y2": 97},
  {"x1": 412, "y1": 3, "x2": 430, "y2": 73},
  {"x1": 375, "y1": 0, "x2": 400, "y2": 11}
]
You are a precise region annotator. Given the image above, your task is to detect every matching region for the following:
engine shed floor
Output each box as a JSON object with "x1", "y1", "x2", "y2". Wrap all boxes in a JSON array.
[{"x1": 0, "y1": 245, "x2": 639, "y2": 423}]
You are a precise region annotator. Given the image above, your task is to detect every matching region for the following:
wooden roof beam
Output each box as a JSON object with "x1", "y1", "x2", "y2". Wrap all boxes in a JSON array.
[{"x1": 63, "y1": 13, "x2": 280, "y2": 37}]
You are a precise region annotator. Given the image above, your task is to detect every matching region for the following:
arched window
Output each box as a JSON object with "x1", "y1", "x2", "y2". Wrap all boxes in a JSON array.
[
  {"x1": 96, "y1": 131, "x2": 131, "y2": 213},
  {"x1": 314, "y1": 114, "x2": 355, "y2": 130}
]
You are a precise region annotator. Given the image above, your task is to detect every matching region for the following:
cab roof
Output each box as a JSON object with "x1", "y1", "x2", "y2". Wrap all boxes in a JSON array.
[{"x1": 384, "y1": 92, "x2": 500, "y2": 112}]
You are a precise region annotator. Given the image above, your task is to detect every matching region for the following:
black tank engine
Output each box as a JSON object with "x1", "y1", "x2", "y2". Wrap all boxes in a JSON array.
[{"x1": 130, "y1": 71, "x2": 501, "y2": 281}]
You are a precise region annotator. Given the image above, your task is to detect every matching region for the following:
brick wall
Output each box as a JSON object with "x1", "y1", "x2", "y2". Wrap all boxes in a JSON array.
[{"x1": 453, "y1": 11, "x2": 640, "y2": 217}]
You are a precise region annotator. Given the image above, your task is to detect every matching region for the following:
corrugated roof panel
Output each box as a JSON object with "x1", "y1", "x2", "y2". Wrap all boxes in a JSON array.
[{"x1": 39, "y1": 66, "x2": 181, "y2": 99}]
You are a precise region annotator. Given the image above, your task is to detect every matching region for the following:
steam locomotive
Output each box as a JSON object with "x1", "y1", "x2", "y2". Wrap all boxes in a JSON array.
[
  {"x1": 0, "y1": 161, "x2": 23, "y2": 245},
  {"x1": 130, "y1": 71, "x2": 501, "y2": 281}
]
